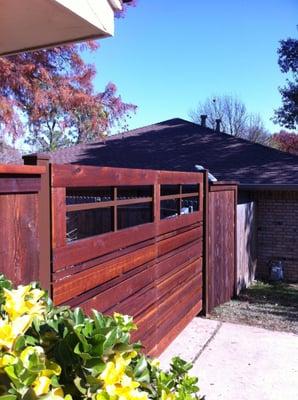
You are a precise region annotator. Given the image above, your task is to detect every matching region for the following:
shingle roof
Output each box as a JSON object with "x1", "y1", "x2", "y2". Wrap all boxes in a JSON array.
[{"x1": 43, "y1": 118, "x2": 298, "y2": 185}]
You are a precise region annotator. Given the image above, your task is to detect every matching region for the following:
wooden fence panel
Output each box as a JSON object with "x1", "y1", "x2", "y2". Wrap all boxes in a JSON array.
[
  {"x1": 51, "y1": 164, "x2": 204, "y2": 356},
  {"x1": 207, "y1": 182, "x2": 237, "y2": 313},
  {"x1": 0, "y1": 165, "x2": 45, "y2": 285}
]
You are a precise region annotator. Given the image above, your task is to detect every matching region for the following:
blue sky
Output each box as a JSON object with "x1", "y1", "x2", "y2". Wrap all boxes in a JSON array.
[{"x1": 86, "y1": 0, "x2": 297, "y2": 133}]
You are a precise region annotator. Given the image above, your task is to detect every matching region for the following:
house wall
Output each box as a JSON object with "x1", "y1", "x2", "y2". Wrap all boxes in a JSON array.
[
  {"x1": 252, "y1": 190, "x2": 298, "y2": 282},
  {"x1": 236, "y1": 193, "x2": 257, "y2": 293}
]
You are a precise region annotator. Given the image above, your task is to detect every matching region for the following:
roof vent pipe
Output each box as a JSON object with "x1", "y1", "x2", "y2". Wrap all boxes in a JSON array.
[
  {"x1": 215, "y1": 119, "x2": 221, "y2": 132},
  {"x1": 200, "y1": 115, "x2": 207, "y2": 127}
]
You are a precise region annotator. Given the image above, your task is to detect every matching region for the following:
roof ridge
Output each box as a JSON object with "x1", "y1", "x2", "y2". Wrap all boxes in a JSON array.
[{"x1": 37, "y1": 117, "x2": 298, "y2": 163}]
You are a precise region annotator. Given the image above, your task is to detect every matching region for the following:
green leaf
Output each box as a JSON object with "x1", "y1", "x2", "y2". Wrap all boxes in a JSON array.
[
  {"x1": 95, "y1": 392, "x2": 109, "y2": 400},
  {"x1": 74, "y1": 376, "x2": 87, "y2": 395},
  {"x1": 0, "y1": 396, "x2": 17, "y2": 400},
  {"x1": 25, "y1": 336, "x2": 38, "y2": 346},
  {"x1": 92, "y1": 310, "x2": 106, "y2": 330},
  {"x1": 84, "y1": 358, "x2": 105, "y2": 376},
  {"x1": 134, "y1": 355, "x2": 148, "y2": 376},
  {"x1": 103, "y1": 328, "x2": 117, "y2": 351},
  {"x1": 74, "y1": 308, "x2": 85, "y2": 326},
  {"x1": 22, "y1": 388, "x2": 37, "y2": 400}
]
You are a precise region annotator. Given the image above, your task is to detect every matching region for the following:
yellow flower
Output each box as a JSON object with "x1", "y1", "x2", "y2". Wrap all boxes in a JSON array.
[
  {"x1": 100, "y1": 360, "x2": 125, "y2": 386},
  {"x1": 42, "y1": 360, "x2": 62, "y2": 377},
  {"x1": 100, "y1": 353, "x2": 130, "y2": 386},
  {"x1": 49, "y1": 387, "x2": 67, "y2": 399},
  {"x1": 150, "y1": 359, "x2": 160, "y2": 368},
  {"x1": 114, "y1": 385, "x2": 148, "y2": 400},
  {"x1": 0, "y1": 319, "x2": 14, "y2": 350},
  {"x1": 26, "y1": 350, "x2": 62, "y2": 397},
  {"x1": 100, "y1": 353, "x2": 148, "y2": 400},
  {"x1": 32, "y1": 375, "x2": 51, "y2": 396},
  {"x1": 161, "y1": 390, "x2": 176, "y2": 400},
  {"x1": 0, "y1": 315, "x2": 32, "y2": 350},
  {"x1": 53, "y1": 388, "x2": 64, "y2": 397},
  {"x1": 3, "y1": 285, "x2": 45, "y2": 320}
]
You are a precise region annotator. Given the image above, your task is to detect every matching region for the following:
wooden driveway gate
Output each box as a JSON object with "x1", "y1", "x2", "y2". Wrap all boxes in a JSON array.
[
  {"x1": 206, "y1": 182, "x2": 237, "y2": 313},
  {"x1": 50, "y1": 164, "x2": 204, "y2": 356}
]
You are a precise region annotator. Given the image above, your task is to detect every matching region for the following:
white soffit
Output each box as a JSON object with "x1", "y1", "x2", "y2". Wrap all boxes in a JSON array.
[{"x1": 0, "y1": 0, "x2": 121, "y2": 56}]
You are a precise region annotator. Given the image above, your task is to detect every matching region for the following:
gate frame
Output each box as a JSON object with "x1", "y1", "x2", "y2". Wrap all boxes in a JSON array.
[{"x1": 204, "y1": 179, "x2": 238, "y2": 314}]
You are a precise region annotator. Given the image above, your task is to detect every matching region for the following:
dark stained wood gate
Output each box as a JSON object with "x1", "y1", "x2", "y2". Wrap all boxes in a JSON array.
[
  {"x1": 205, "y1": 181, "x2": 237, "y2": 313},
  {"x1": 50, "y1": 164, "x2": 204, "y2": 356},
  {"x1": 0, "y1": 164, "x2": 46, "y2": 286}
]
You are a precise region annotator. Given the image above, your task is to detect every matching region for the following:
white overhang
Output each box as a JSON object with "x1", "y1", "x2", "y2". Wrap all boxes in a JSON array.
[{"x1": 0, "y1": 0, "x2": 124, "y2": 56}]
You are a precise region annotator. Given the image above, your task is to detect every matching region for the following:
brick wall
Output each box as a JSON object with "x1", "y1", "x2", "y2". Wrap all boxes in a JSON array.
[{"x1": 253, "y1": 190, "x2": 298, "y2": 282}]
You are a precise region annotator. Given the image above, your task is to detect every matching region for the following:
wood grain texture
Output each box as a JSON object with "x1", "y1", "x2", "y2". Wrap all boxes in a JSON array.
[
  {"x1": 0, "y1": 177, "x2": 41, "y2": 193},
  {"x1": 207, "y1": 184, "x2": 237, "y2": 312},
  {"x1": 158, "y1": 170, "x2": 203, "y2": 185},
  {"x1": 0, "y1": 165, "x2": 45, "y2": 175},
  {"x1": 0, "y1": 193, "x2": 40, "y2": 285},
  {"x1": 52, "y1": 164, "x2": 158, "y2": 187},
  {"x1": 51, "y1": 188, "x2": 66, "y2": 249},
  {"x1": 51, "y1": 164, "x2": 204, "y2": 355}
]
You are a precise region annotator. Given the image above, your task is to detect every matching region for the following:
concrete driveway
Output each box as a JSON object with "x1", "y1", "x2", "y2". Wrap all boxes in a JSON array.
[{"x1": 159, "y1": 318, "x2": 298, "y2": 400}]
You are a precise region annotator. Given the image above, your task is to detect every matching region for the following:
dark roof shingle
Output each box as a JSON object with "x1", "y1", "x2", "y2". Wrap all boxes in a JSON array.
[{"x1": 44, "y1": 118, "x2": 298, "y2": 185}]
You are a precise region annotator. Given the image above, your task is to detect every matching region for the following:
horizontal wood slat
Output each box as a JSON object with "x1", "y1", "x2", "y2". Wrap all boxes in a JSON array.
[
  {"x1": 78, "y1": 258, "x2": 202, "y2": 318},
  {"x1": 53, "y1": 244, "x2": 157, "y2": 304},
  {"x1": 133, "y1": 275, "x2": 202, "y2": 345},
  {"x1": 0, "y1": 178, "x2": 41, "y2": 193},
  {"x1": 66, "y1": 196, "x2": 153, "y2": 212},
  {"x1": 158, "y1": 211, "x2": 202, "y2": 235},
  {"x1": 53, "y1": 216, "x2": 202, "y2": 271},
  {"x1": 0, "y1": 165, "x2": 45, "y2": 175},
  {"x1": 53, "y1": 223, "x2": 157, "y2": 270},
  {"x1": 62, "y1": 238, "x2": 202, "y2": 308},
  {"x1": 52, "y1": 164, "x2": 158, "y2": 187},
  {"x1": 51, "y1": 163, "x2": 204, "y2": 355},
  {"x1": 52, "y1": 165, "x2": 203, "y2": 187},
  {"x1": 160, "y1": 192, "x2": 199, "y2": 201},
  {"x1": 158, "y1": 170, "x2": 203, "y2": 185},
  {"x1": 151, "y1": 302, "x2": 202, "y2": 356},
  {"x1": 53, "y1": 235, "x2": 202, "y2": 306}
]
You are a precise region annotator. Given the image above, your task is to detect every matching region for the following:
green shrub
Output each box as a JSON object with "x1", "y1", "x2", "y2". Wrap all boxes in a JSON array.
[{"x1": 0, "y1": 275, "x2": 204, "y2": 400}]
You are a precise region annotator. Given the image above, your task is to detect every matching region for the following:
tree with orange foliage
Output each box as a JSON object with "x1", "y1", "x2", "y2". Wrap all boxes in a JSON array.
[
  {"x1": 0, "y1": 2, "x2": 137, "y2": 151},
  {"x1": 270, "y1": 130, "x2": 298, "y2": 155}
]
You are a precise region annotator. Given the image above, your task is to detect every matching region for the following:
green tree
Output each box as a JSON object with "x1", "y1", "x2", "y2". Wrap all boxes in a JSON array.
[{"x1": 273, "y1": 37, "x2": 298, "y2": 129}]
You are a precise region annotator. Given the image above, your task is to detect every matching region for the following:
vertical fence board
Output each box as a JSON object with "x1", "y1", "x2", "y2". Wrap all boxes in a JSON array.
[
  {"x1": 51, "y1": 187, "x2": 66, "y2": 249},
  {"x1": 0, "y1": 165, "x2": 45, "y2": 286},
  {"x1": 207, "y1": 182, "x2": 237, "y2": 313}
]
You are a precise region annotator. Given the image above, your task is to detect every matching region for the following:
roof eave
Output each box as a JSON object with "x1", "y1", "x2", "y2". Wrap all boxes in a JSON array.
[{"x1": 0, "y1": 0, "x2": 121, "y2": 56}]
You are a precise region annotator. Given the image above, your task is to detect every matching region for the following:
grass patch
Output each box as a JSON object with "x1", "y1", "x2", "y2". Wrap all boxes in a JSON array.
[
  {"x1": 209, "y1": 281, "x2": 298, "y2": 334},
  {"x1": 239, "y1": 281, "x2": 298, "y2": 307}
]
